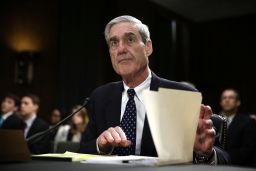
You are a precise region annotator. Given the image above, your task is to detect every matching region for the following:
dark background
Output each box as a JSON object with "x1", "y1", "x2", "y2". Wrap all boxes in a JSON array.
[{"x1": 0, "y1": 0, "x2": 256, "y2": 120}]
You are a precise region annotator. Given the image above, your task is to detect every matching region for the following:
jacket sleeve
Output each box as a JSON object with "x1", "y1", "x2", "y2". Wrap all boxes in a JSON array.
[{"x1": 79, "y1": 96, "x2": 98, "y2": 154}]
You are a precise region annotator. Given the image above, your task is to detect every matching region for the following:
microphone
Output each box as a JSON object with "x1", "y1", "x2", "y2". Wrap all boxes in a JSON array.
[{"x1": 26, "y1": 97, "x2": 90, "y2": 145}]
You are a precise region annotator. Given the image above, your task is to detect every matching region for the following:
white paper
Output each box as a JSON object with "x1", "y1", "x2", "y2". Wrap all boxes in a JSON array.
[
  {"x1": 81, "y1": 155, "x2": 158, "y2": 166},
  {"x1": 143, "y1": 88, "x2": 202, "y2": 165}
]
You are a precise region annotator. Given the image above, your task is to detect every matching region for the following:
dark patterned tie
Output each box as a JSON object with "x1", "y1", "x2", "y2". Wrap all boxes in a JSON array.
[{"x1": 114, "y1": 89, "x2": 137, "y2": 156}]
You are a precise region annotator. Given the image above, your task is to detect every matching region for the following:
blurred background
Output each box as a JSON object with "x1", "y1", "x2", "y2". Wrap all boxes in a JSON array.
[{"x1": 1, "y1": 0, "x2": 256, "y2": 119}]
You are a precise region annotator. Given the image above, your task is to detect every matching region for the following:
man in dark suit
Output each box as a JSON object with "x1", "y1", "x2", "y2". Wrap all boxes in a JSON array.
[
  {"x1": 220, "y1": 88, "x2": 256, "y2": 166},
  {"x1": 79, "y1": 15, "x2": 229, "y2": 164},
  {"x1": 20, "y1": 94, "x2": 50, "y2": 154},
  {"x1": 0, "y1": 94, "x2": 25, "y2": 130}
]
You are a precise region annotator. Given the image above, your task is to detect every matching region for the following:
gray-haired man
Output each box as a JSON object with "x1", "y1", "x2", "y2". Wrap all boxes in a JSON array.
[{"x1": 79, "y1": 15, "x2": 229, "y2": 164}]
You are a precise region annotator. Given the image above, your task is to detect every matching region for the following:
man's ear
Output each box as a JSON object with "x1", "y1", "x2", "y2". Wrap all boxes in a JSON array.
[
  {"x1": 14, "y1": 106, "x2": 18, "y2": 112},
  {"x1": 145, "y1": 40, "x2": 153, "y2": 56},
  {"x1": 34, "y1": 104, "x2": 39, "y2": 112},
  {"x1": 236, "y1": 100, "x2": 241, "y2": 107}
]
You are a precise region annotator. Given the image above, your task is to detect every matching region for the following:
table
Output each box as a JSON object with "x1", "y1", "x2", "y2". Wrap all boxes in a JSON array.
[{"x1": 1, "y1": 161, "x2": 255, "y2": 171}]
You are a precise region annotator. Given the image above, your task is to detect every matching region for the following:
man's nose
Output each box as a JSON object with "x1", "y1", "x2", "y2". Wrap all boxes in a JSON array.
[{"x1": 117, "y1": 41, "x2": 127, "y2": 53}]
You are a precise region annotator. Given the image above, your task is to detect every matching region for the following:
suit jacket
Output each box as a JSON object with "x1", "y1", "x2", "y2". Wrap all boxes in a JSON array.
[
  {"x1": 26, "y1": 117, "x2": 50, "y2": 154},
  {"x1": 0, "y1": 113, "x2": 26, "y2": 130},
  {"x1": 226, "y1": 113, "x2": 256, "y2": 166},
  {"x1": 79, "y1": 72, "x2": 229, "y2": 164}
]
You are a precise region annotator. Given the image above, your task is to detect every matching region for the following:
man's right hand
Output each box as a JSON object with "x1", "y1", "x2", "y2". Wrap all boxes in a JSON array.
[{"x1": 97, "y1": 126, "x2": 131, "y2": 154}]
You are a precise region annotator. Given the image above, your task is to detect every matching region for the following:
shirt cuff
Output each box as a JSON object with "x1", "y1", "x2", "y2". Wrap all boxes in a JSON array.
[
  {"x1": 194, "y1": 149, "x2": 217, "y2": 165},
  {"x1": 96, "y1": 138, "x2": 114, "y2": 155}
]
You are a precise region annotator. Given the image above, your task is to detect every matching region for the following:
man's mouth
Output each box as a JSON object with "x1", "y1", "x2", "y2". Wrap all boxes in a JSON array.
[{"x1": 118, "y1": 58, "x2": 132, "y2": 64}]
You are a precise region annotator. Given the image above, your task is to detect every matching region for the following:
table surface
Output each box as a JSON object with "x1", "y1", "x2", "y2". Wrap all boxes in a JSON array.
[{"x1": 1, "y1": 160, "x2": 255, "y2": 171}]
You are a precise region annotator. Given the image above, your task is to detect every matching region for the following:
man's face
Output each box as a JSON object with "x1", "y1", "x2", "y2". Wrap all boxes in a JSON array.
[
  {"x1": 1, "y1": 97, "x2": 17, "y2": 114},
  {"x1": 108, "y1": 22, "x2": 152, "y2": 78},
  {"x1": 50, "y1": 109, "x2": 61, "y2": 125},
  {"x1": 220, "y1": 90, "x2": 240, "y2": 113},
  {"x1": 20, "y1": 97, "x2": 38, "y2": 117}
]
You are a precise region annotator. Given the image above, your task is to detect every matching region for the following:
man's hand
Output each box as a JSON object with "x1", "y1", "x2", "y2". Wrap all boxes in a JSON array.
[
  {"x1": 97, "y1": 126, "x2": 131, "y2": 154},
  {"x1": 194, "y1": 105, "x2": 215, "y2": 156}
]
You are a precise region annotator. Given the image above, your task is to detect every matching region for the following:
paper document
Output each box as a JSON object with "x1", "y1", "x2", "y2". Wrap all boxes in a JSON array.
[
  {"x1": 32, "y1": 151, "x2": 98, "y2": 162},
  {"x1": 81, "y1": 155, "x2": 158, "y2": 165},
  {"x1": 143, "y1": 88, "x2": 202, "y2": 165},
  {"x1": 33, "y1": 151, "x2": 157, "y2": 165}
]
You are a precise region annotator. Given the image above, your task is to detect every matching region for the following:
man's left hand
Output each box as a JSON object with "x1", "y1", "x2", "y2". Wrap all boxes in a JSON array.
[{"x1": 194, "y1": 105, "x2": 215, "y2": 156}]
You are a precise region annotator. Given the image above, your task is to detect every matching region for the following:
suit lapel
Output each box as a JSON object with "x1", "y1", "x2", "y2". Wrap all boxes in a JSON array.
[
  {"x1": 105, "y1": 82, "x2": 124, "y2": 128},
  {"x1": 150, "y1": 72, "x2": 161, "y2": 91},
  {"x1": 26, "y1": 117, "x2": 37, "y2": 138}
]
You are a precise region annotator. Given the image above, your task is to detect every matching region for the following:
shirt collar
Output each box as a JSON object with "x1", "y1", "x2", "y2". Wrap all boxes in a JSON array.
[
  {"x1": 227, "y1": 114, "x2": 235, "y2": 123},
  {"x1": 1, "y1": 112, "x2": 13, "y2": 120},
  {"x1": 123, "y1": 68, "x2": 152, "y2": 102},
  {"x1": 221, "y1": 112, "x2": 236, "y2": 124},
  {"x1": 24, "y1": 113, "x2": 36, "y2": 128}
]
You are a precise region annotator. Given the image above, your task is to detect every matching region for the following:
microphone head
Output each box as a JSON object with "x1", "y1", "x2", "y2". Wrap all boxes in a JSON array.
[{"x1": 82, "y1": 97, "x2": 90, "y2": 106}]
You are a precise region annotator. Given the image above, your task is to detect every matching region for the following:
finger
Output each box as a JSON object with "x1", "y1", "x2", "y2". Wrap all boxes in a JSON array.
[
  {"x1": 196, "y1": 118, "x2": 204, "y2": 133},
  {"x1": 203, "y1": 131, "x2": 215, "y2": 154},
  {"x1": 120, "y1": 140, "x2": 132, "y2": 147},
  {"x1": 103, "y1": 131, "x2": 115, "y2": 144},
  {"x1": 203, "y1": 119, "x2": 213, "y2": 129},
  {"x1": 108, "y1": 127, "x2": 121, "y2": 143},
  {"x1": 99, "y1": 135, "x2": 108, "y2": 145},
  {"x1": 114, "y1": 126, "x2": 131, "y2": 147},
  {"x1": 114, "y1": 126, "x2": 127, "y2": 141},
  {"x1": 203, "y1": 105, "x2": 212, "y2": 119},
  {"x1": 205, "y1": 129, "x2": 216, "y2": 138},
  {"x1": 199, "y1": 105, "x2": 205, "y2": 119}
]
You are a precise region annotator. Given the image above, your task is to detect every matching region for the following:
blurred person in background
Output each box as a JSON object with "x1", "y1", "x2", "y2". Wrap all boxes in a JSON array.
[
  {"x1": 54, "y1": 105, "x2": 89, "y2": 143},
  {"x1": 48, "y1": 108, "x2": 62, "y2": 148},
  {"x1": 249, "y1": 113, "x2": 256, "y2": 122},
  {"x1": 0, "y1": 93, "x2": 25, "y2": 130},
  {"x1": 49, "y1": 108, "x2": 62, "y2": 127},
  {"x1": 20, "y1": 94, "x2": 50, "y2": 154},
  {"x1": 219, "y1": 88, "x2": 256, "y2": 167}
]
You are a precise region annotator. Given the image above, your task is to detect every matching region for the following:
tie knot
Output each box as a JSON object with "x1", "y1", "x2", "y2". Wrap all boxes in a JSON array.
[{"x1": 127, "y1": 89, "x2": 135, "y2": 99}]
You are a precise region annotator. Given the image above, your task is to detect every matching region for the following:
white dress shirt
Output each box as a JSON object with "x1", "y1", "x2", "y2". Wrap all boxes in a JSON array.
[
  {"x1": 54, "y1": 125, "x2": 71, "y2": 142},
  {"x1": 2, "y1": 112, "x2": 13, "y2": 120},
  {"x1": 54, "y1": 124, "x2": 82, "y2": 143},
  {"x1": 226, "y1": 114, "x2": 235, "y2": 127},
  {"x1": 121, "y1": 70, "x2": 152, "y2": 155},
  {"x1": 24, "y1": 113, "x2": 36, "y2": 138},
  {"x1": 220, "y1": 112, "x2": 236, "y2": 127}
]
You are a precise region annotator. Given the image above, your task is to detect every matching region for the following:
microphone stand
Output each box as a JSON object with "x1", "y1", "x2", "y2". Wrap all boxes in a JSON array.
[{"x1": 26, "y1": 97, "x2": 90, "y2": 145}]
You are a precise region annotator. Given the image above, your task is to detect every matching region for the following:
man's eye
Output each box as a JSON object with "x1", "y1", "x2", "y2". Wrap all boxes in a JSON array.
[
  {"x1": 110, "y1": 40, "x2": 118, "y2": 47},
  {"x1": 127, "y1": 36, "x2": 135, "y2": 43}
]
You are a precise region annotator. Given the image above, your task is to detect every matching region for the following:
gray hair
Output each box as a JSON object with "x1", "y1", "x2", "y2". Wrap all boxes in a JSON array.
[{"x1": 104, "y1": 15, "x2": 150, "y2": 44}]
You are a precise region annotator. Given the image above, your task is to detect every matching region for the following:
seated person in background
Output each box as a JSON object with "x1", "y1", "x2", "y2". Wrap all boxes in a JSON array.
[
  {"x1": 47, "y1": 108, "x2": 62, "y2": 149},
  {"x1": 219, "y1": 88, "x2": 256, "y2": 167},
  {"x1": 79, "y1": 15, "x2": 229, "y2": 164},
  {"x1": 54, "y1": 105, "x2": 89, "y2": 143},
  {"x1": 20, "y1": 94, "x2": 50, "y2": 154},
  {"x1": 0, "y1": 93, "x2": 25, "y2": 130},
  {"x1": 48, "y1": 108, "x2": 62, "y2": 145},
  {"x1": 249, "y1": 113, "x2": 256, "y2": 122},
  {"x1": 49, "y1": 108, "x2": 62, "y2": 127}
]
